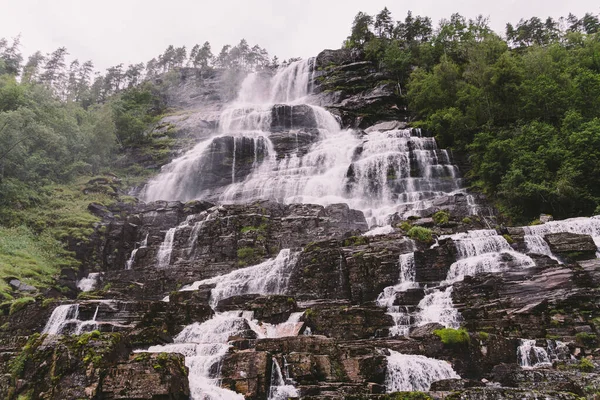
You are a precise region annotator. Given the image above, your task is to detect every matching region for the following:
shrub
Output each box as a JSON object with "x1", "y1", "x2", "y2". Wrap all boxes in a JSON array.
[
  {"x1": 432, "y1": 210, "x2": 450, "y2": 225},
  {"x1": 433, "y1": 328, "x2": 470, "y2": 347},
  {"x1": 407, "y1": 226, "x2": 433, "y2": 243},
  {"x1": 578, "y1": 357, "x2": 594, "y2": 372},
  {"x1": 399, "y1": 221, "x2": 412, "y2": 232}
]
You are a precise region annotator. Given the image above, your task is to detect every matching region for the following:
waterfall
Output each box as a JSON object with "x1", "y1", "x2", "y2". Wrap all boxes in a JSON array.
[
  {"x1": 376, "y1": 250, "x2": 419, "y2": 336},
  {"x1": 42, "y1": 304, "x2": 80, "y2": 335},
  {"x1": 385, "y1": 350, "x2": 460, "y2": 392},
  {"x1": 524, "y1": 234, "x2": 560, "y2": 261},
  {"x1": 363, "y1": 225, "x2": 395, "y2": 237},
  {"x1": 517, "y1": 339, "x2": 570, "y2": 369},
  {"x1": 140, "y1": 58, "x2": 470, "y2": 227},
  {"x1": 181, "y1": 249, "x2": 299, "y2": 307},
  {"x1": 126, "y1": 233, "x2": 148, "y2": 270},
  {"x1": 523, "y1": 216, "x2": 600, "y2": 257},
  {"x1": 77, "y1": 272, "x2": 101, "y2": 292},
  {"x1": 145, "y1": 249, "x2": 303, "y2": 399},
  {"x1": 415, "y1": 287, "x2": 461, "y2": 328},
  {"x1": 42, "y1": 303, "x2": 105, "y2": 335},
  {"x1": 268, "y1": 357, "x2": 299, "y2": 400},
  {"x1": 517, "y1": 339, "x2": 552, "y2": 368},
  {"x1": 156, "y1": 228, "x2": 177, "y2": 268}
]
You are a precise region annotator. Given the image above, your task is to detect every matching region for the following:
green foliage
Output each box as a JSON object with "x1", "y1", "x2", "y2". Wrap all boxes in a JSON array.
[
  {"x1": 399, "y1": 221, "x2": 412, "y2": 232},
  {"x1": 407, "y1": 226, "x2": 433, "y2": 243},
  {"x1": 502, "y1": 234, "x2": 514, "y2": 244},
  {"x1": 478, "y1": 331, "x2": 489, "y2": 340},
  {"x1": 433, "y1": 328, "x2": 471, "y2": 346},
  {"x1": 575, "y1": 332, "x2": 597, "y2": 347},
  {"x1": 240, "y1": 223, "x2": 267, "y2": 234},
  {"x1": 342, "y1": 236, "x2": 369, "y2": 246},
  {"x1": 577, "y1": 357, "x2": 594, "y2": 372},
  {"x1": 462, "y1": 217, "x2": 472, "y2": 224},
  {"x1": 9, "y1": 297, "x2": 35, "y2": 315},
  {"x1": 432, "y1": 210, "x2": 450, "y2": 225}
]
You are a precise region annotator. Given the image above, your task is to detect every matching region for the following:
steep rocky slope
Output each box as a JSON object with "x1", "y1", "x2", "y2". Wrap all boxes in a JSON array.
[{"x1": 1, "y1": 51, "x2": 599, "y2": 400}]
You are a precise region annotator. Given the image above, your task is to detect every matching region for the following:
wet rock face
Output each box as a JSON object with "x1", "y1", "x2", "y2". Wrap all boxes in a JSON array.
[{"x1": 544, "y1": 232, "x2": 597, "y2": 259}]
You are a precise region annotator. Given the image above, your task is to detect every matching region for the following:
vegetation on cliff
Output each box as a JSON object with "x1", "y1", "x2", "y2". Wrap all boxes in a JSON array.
[{"x1": 344, "y1": 9, "x2": 600, "y2": 222}]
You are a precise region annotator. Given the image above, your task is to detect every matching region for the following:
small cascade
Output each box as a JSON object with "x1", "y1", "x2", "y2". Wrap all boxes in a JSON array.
[
  {"x1": 385, "y1": 350, "x2": 460, "y2": 392},
  {"x1": 268, "y1": 357, "x2": 299, "y2": 400},
  {"x1": 258, "y1": 312, "x2": 305, "y2": 338},
  {"x1": 518, "y1": 339, "x2": 552, "y2": 368},
  {"x1": 156, "y1": 228, "x2": 177, "y2": 268},
  {"x1": 523, "y1": 216, "x2": 600, "y2": 257},
  {"x1": 42, "y1": 304, "x2": 101, "y2": 335},
  {"x1": 517, "y1": 339, "x2": 570, "y2": 369},
  {"x1": 415, "y1": 287, "x2": 461, "y2": 328},
  {"x1": 77, "y1": 272, "x2": 101, "y2": 292},
  {"x1": 126, "y1": 233, "x2": 148, "y2": 270},
  {"x1": 181, "y1": 249, "x2": 299, "y2": 307},
  {"x1": 42, "y1": 304, "x2": 80, "y2": 335},
  {"x1": 376, "y1": 249, "x2": 418, "y2": 336},
  {"x1": 363, "y1": 225, "x2": 395, "y2": 237},
  {"x1": 524, "y1": 234, "x2": 560, "y2": 261},
  {"x1": 443, "y1": 230, "x2": 535, "y2": 284}
]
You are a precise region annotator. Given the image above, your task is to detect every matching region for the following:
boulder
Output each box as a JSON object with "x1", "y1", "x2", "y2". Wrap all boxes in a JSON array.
[{"x1": 544, "y1": 232, "x2": 597, "y2": 260}]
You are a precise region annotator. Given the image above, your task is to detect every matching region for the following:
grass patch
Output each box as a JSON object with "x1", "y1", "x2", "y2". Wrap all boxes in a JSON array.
[
  {"x1": 9, "y1": 297, "x2": 36, "y2": 315},
  {"x1": 407, "y1": 226, "x2": 433, "y2": 243},
  {"x1": 432, "y1": 210, "x2": 450, "y2": 225},
  {"x1": 0, "y1": 177, "x2": 117, "y2": 298},
  {"x1": 433, "y1": 328, "x2": 471, "y2": 347}
]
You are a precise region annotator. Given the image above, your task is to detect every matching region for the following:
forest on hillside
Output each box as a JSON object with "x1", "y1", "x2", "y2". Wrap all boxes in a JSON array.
[
  {"x1": 343, "y1": 9, "x2": 600, "y2": 220},
  {"x1": 0, "y1": 10, "x2": 599, "y2": 298}
]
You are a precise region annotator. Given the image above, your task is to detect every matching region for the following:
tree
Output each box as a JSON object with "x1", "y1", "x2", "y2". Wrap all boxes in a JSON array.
[
  {"x1": 0, "y1": 36, "x2": 23, "y2": 75},
  {"x1": 374, "y1": 7, "x2": 393, "y2": 39},
  {"x1": 346, "y1": 12, "x2": 374, "y2": 47},
  {"x1": 41, "y1": 47, "x2": 69, "y2": 93},
  {"x1": 21, "y1": 51, "x2": 45, "y2": 84}
]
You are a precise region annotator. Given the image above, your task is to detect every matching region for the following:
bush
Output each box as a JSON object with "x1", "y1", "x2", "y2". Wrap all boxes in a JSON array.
[
  {"x1": 407, "y1": 226, "x2": 433, "y2": 243},
  {"x1": 577, "y1": 357, "x2": 594, "y2": 372},
  {"x1": 433, "y1": 328, "x2": 470, "y2": 347},
  {"x1": 432, "y1": 210, "x2": 450, "y2": 225},
  {"x1": 399, "y1": 221, "x2": 412, "y2": 232}
]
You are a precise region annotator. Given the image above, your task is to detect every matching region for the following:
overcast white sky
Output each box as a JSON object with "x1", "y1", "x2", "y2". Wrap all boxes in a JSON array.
[{"x1": 1, "y1": 0, "x2": 599, "y2": 71}]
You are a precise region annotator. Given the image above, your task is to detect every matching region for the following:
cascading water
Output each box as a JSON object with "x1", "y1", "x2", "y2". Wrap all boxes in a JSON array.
[
  {"x1": 523, "y1": 216, "x2": 600, "y2": 257},
  {"x1": 181, "y1": 249, "x2": 299, "y2": 307},
  {"x1": 145, "y1": 249, "x2": 303, "y2": 399},
  {"x1": 385, "y1": 350, "x2": 460, "y2": 392},
  {"x1": 141, "y1": 59, "x2": 469, "y2": 227},
  {"x1": 42, "y1": 303, "x2": 108, "y2": 335},
  {"x1": 376, "y1": 250, "x2": 419, "y2": 336},
  {"x1": 77, "y1": 272, "x2": 101, "y2": 292},
  {"x1": 126, "y1": 233, "x2": 148, "y2": 270},
  {"x1": 517, "y1": 339, "x2": 570, "y2": 369},
  {"x1": 268, "y1": 357, "x2": 299, "y2": 400}
]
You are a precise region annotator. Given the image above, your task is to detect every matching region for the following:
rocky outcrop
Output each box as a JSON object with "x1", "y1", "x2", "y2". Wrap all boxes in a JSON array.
[
  {"x1": 544, "y1": 232, "x2": 598, "y2": 260},
  {"x1": 312, "y1": 49, "x2": 406, "y2": 128}
]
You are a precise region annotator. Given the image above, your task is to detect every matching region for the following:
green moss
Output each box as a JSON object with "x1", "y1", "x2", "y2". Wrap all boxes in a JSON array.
[
  {"x1": 407, "y1": 226, "x2": 433, "y2": 243},
  {"x1": 432, "y1": 210, "x2": 450, "y2": 225},
  {"x1": 477, "y1": 331, "x2": 489, "y2": 341},
  {"x1": 461, "y1": 217, "x2": 472, "y2": 224},
  {"x1": 503, "y1": 234, "x2": 514, "y2": 244},
  {"x1": 575, "y1": 332, "x2": 597, "y2": 347},
  {"x1": 433, "y1": 328, "x2": 471, "y2": 347},
  {"x1": 237, "y1": 246, "x2": 256, "y2": 260},
  {"x1": 577, "y1": 357, "x2": 594, "y2": 372},
  {"x1": 530, "y1": 219, "x2": 542, "y2": 226},
  {"x1": 342, "y1": 236, "x2": 368, "y2": 246},
  {"x1": 9, "y1": 297, "x2": 35, "y2": 315},
  {"x1": 240, "y1": 223, "x2": 267, "y2": 234},
  {"x1": 399, "y1": 221, "x2": 412, "y2": 232}
]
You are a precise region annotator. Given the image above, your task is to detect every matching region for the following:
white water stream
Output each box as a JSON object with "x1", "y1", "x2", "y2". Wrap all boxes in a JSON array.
[
  {"x1": 385, "y1": 350, "x2": 460, "y2": 392},
  {"x1": 142, "y1": 59, "x2": 467, "y2": 226}
]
